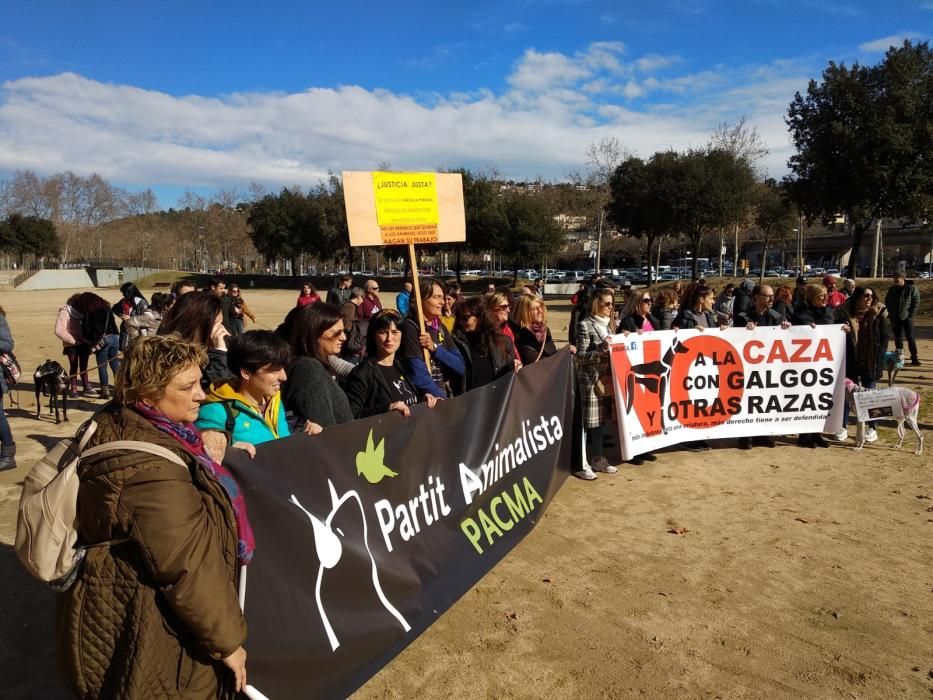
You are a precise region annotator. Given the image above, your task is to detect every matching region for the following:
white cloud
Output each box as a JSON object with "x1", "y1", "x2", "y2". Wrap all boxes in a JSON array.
[
  {"x1": 0, "y1": 48, "x2": 812, "y2": 195},
  {"x1": 636, "y1": 54, "x2": 681, "y2": 73},
  {"x1": 858, "y1": 32, "x2": 923, "y2": 53},
  {"x1": 506, "y1": 49, "x2": 591, "y2": 91}
]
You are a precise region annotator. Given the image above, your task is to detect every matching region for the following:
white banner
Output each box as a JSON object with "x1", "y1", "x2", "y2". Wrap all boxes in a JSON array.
[{"x1": 608, "y1": 325, "x2": 847, "y2": 459}]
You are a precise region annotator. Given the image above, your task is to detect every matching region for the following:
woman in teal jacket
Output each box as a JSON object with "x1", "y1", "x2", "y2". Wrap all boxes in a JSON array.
[{"x1": 196, "y1": 330, "x2": 291, "y2": 445}]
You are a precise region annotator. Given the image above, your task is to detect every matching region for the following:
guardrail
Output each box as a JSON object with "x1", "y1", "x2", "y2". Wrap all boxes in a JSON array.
[{"x1": 12, "y1": 269, "x2": 38, "y2": 288}]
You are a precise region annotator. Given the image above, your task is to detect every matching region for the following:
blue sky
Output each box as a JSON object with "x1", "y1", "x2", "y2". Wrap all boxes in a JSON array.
[{"x1": 0, "y1": 1, "x2": 930, "y2": 207}]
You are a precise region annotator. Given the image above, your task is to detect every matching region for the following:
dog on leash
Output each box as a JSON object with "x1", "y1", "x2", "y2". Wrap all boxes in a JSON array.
[
  {"x1": 34, "y1": 359, "x2": 69, "y2": 424},
  {"x1": 844, "y1": 378, "x2": 923, "y2": 454},
  {"x1": 882, "y1": 349, "x2": 905, "y2": 387}
]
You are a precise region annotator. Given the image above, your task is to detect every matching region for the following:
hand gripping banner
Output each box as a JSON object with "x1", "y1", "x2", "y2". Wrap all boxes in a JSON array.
[
  {"x1": 608, "y1": 325, "x2": 847, "y2": 461},
  {"x1": 223, "y1": 350, "x2": 578, "y2": 699}
]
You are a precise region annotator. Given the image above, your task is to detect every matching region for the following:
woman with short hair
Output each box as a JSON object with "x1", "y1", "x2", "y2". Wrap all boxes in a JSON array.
[
  {"x1": 196, "y1": 330, "x2": 291, "y2": 445},
  {"x1": 57, "y1": 334, "x2": 250, "y2": 698},
  {"x1": 344, "y1": 310, "x2": 439, "y2": 418},
  {"x1": 282, "y1": 302, "x2": 353, "y2": 431}
]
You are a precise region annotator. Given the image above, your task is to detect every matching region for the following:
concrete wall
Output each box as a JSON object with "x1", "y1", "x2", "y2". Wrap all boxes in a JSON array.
[
  {"x1": 93, "y1": 269, "x2": 123, "y2": 287},
  {"x1": 122, "y1": 267, "x2": 165, "y2": 283},
  {"x1": 16, "y1": 269, "x2": 94, "y2": 290}
]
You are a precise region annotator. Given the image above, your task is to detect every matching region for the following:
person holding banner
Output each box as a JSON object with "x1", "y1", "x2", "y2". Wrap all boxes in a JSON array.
[
  {"x1": 618, "y1": 289, "x2": 660, "y2": 334},
  {"x1": 738, "y1": 285, "x2": 790, "y2": 329},
  {"x1": 58, "y1": 335, "x2": 250, "y2": 698},
  {"x1": 401, "y1": 278, "x2": 465, "y2": 399},
  {"x1": 282, "y1": 302, "x2": 354, "y2": 430},
  {"x1": 832, "y1": 286, "x2": 889, "y2": 443},
  {"x1": 452, "y1": 296, "x2": 517, "y2": 391},
  {"x1": 345, "y1": 310, "x2": 439, "y2": 418},
  {"x1": 512, "y1": 295, "x2": 561, "y2": 365},
  {"x1": 575, "y1": 288, "x2": 619, "y2": 478},
  {"x1": 196, "y1": 330, "x2": 292, "y2": 445},
  {"x1": 673, "y1": 284, "x2": 718, "y2": 330},
  {"x1": 791, "y1": 284, "x2": 836, "y2": 448}
]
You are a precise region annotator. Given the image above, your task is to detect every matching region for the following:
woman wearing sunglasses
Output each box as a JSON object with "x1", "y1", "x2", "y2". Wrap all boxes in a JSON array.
[
  {"x1": 831, "y1": 286, "x2": 889, "y2": 443},
  {"x1": 485, "y1": 291, "x2": 521, "y2": 363},
  {"x1": 615, "y1": 289, "x2": 660, "y2": 466},
  {"x1": 618, "y1": 288, "x2": 660, "y2": 334},
  {"x1": 280, "y1": 302, "x2": 353, "y2": 432},
  {"x1": 574, "y1": 287, "x2": 619, "y2": 480},
  {"x1": 344, "y1": 310, "x2": 439, "y2": 418}
]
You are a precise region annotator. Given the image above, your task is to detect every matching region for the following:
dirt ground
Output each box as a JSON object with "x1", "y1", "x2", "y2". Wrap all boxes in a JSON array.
[{"x1": 0, "y1": 286, "x2": 930, "y2": 699}]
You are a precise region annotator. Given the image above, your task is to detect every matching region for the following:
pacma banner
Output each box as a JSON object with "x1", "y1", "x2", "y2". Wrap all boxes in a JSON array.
[
  {"x1": 223, "y1": 350, "x2": 578, "y2": 699},
  {"x1": 609, "y1": 325, "x2": 847, "y2": 460}
]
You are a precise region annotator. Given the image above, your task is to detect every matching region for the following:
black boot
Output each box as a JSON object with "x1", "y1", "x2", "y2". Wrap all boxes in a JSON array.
[{"x1": 0, "y1": 443, "x2": 16, "y2": 472}]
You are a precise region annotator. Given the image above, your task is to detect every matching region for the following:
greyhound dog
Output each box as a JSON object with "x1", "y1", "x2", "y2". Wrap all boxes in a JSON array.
[
  {"x1": 34, "y1": 359, "x2": 69, "y2": 424},
  {"x1": 845, "y1": 378, "x2": 923, "y2": 454}
]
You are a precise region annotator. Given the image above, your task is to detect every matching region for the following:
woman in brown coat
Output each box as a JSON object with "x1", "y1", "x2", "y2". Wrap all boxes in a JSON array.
[{"x1": 57, "y1": 334, "x2": 251, "y2": 698}]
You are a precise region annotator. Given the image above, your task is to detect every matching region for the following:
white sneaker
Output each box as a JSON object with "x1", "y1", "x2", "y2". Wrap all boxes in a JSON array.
[
  {"x1": 863, "y1": 428, "x2": 878, "y2": 443},
  {"x1": 828, "y1": 429, "x2": 849, "y2": 442},
  {"x1": 589, "y1": 456, "x2": 618, "y2": 474},
  {"x1": 572, "y1": 467, "x2": 598, "y2": 481}
]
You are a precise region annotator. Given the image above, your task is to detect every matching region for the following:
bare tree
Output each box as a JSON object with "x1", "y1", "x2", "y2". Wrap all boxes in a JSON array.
[{"x1": 581, "y1": 136, "x2": 631, "y2": 271}]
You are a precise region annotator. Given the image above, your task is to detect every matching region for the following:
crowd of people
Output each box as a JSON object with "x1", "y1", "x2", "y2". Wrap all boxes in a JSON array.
[
  {"x1": 0, "y1": 269, "x2": 922, "y2": 696},
  {"x1": 566, "y1": 271, "x2": 922, "y2": 479}
]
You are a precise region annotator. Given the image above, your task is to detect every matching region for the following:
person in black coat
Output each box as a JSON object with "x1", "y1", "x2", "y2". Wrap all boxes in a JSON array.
[
  {"x1": 452, "y1": 296, "x2": 515, "y2": 393},
  {"x1": 731, "y1": 279, "x2": 755, "y2": 322},
  {"x1": 791, "y1": 284, "x2": 836, "y2": 448},
  {"x1": 512, "y1": 296, "x2": 559, "y2": 365},
  {"x1": 344, "y1": 310, "x2": 439, "y2": 418},
  {"x1": 737, "y1": 284, "x2": 788, "y2": 328},
  {"x1": 618, "y1": 288, "x2": 660, "y2": 333},
  {"x1": 673, "y1": 284, "x2": 718, "y2": 330}
]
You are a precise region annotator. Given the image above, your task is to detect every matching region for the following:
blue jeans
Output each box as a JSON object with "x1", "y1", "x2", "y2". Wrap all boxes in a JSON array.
[
  {"x1": 0, "y1": 392, "x2": 12, "y2": 445},
  {"x1": 95, "y1": 334, "x2": 121, "y2": 387}
]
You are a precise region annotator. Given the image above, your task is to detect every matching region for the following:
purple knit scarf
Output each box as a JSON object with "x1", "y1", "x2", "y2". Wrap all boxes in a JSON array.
[{"x1": 132, "y1": 402, "x2": 255, "y2": 565}]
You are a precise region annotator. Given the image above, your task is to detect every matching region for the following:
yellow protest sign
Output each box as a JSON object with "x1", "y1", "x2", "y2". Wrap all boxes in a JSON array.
[{"x1": 343, "y1": 171, "x2": 465, "y2": 246}]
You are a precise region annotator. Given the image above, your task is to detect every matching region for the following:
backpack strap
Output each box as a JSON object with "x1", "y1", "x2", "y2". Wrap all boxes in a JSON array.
[
  {"x1": 81, "y1": 440, "x2": 187, "y2": 467},
  {"x1": 221, "y1": 401, "x2": 239, "y2": 434}
]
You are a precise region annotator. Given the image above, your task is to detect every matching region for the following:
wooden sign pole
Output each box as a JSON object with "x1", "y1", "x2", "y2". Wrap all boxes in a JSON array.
[{"x1": 408, "y1": 243, "x2": 431, "y2": 367}]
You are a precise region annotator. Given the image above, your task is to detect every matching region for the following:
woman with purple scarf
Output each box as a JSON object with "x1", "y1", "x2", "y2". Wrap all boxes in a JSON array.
[{"x1": 57, "y1": 334, "x2": 253, "y2": 699}]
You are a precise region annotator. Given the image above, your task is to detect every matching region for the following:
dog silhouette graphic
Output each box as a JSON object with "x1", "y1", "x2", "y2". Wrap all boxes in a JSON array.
[{"x1": 290, "y1": 480, "x2": 411, "y2": 651}]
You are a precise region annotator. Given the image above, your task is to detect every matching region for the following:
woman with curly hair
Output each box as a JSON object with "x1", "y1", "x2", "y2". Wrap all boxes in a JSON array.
[{"x1": 57, "y1": 334, "x2": 251, "y2": 698}]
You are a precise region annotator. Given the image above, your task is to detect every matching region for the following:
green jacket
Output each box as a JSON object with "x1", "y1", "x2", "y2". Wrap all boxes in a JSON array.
[{"x1": 885, "y1": 283, "x2": 919, "y2": 320}]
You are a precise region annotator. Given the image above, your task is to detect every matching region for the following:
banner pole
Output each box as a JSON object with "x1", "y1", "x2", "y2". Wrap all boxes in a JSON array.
[{"x1": 408, "y1": 243, "x2": 431, "y2": 367}]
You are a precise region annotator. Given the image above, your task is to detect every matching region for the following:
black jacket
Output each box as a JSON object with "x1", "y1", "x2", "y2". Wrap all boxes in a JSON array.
[
  {"x1": 834, "y1": 305, "x2": 890, "y2": 382},
  {"x1": 452, "y1": 331, "x2": 514, "y2": 392},
  {"x1": 344, "y1": 358, "x2": 417, "y2": 418},
  {"x1": 738, "y1": 306, "x2": 784, "y2": 327},
  {"x1": 791, "y1": 304, "x2": 834, "y2": 326},
  {"x1": 515, "y1": 326, "x2": 558, "y2": 365},
  {"x1": 618, "y1": 312, "x2": 660, "y2": 334}
]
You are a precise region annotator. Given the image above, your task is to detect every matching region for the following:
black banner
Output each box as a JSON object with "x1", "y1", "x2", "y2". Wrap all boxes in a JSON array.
[{"x1": 225, "y1": 349, "x2": 578, "y2": 699}]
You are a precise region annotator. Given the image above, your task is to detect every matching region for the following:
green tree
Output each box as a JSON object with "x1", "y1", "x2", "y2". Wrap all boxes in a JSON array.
[
  {"x1": 666, "y1": 148, "x2": 756, "y2": 279},
  {"x1": 497, "y1": 192, "x2": 564, "y2": 279},
  {"x1": 0, "y1": 213, "x2": 60, "y2": 264},
  {"x1": 785, "y1": 40, "x2": 933, "y2": 278}
]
